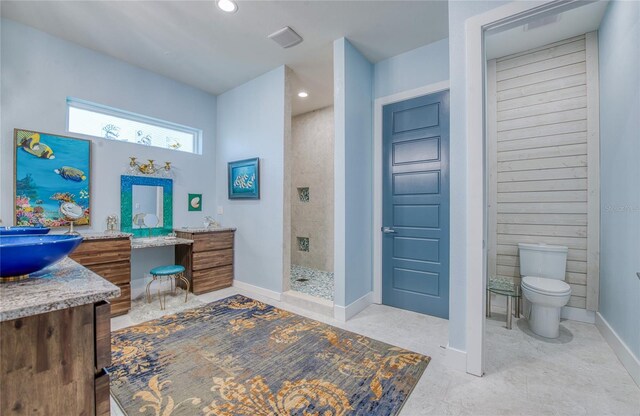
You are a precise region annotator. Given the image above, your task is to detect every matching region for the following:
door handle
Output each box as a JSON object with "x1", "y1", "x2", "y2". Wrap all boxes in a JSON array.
[{"x1": 382, "y1": 227, "x2": 396, "y2": 234}]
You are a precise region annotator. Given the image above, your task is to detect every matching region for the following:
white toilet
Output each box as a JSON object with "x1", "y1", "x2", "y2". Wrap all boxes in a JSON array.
[{"x1": 518, "y1": 243, "x2": 571, "y2": 338}]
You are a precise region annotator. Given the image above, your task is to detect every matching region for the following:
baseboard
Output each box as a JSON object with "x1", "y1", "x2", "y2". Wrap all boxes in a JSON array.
[
  {"x1": 232, "y1": 280, "x2": 282, "y2": 302},
  {"x1": 281, "y1": 291, "x2": 334, "y2": 317},
  {"x1": 334, "y1": 292, "x2": 373, "y2": 321},
  {"x1": 561, "y1": 306, "x2": 595, "y2": 323},
  {"x1": 445, "y1": 345, "x2": 468, "y2": 373},
  {"x1": 595, "y1": 312, "x2": 640, "y2": 387}
]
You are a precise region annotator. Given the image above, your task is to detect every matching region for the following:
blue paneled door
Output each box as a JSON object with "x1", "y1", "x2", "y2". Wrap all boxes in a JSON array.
[{"x1": 382, "y1": 90, "x2": 450, "y2": 318}]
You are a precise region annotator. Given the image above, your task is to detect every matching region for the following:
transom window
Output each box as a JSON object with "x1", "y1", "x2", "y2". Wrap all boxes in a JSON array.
[{"x1": 67, "y1": 97, "x2": 202, "y2": 154}]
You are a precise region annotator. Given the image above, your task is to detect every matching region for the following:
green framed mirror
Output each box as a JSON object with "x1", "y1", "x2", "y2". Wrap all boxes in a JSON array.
[{"x1": 121, "y1": 175, "x2": 173, "y2": 237}]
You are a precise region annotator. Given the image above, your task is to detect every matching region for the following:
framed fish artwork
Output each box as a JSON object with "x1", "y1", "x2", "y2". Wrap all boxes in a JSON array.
[
  {"x1": 228, "y1": 157, "x2": 260, "y2": 200},
  {"x1": 14, "y1": 129, "x2": 91, "y2": 227}
]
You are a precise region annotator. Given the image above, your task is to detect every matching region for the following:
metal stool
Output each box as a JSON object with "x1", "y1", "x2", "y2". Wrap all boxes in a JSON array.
[
  {"x1": 486, "y1": 277, "x2": 521, "y2": 330},
  {"x1": 146, "y1": 265, "x2": 189, "y2": 310}
]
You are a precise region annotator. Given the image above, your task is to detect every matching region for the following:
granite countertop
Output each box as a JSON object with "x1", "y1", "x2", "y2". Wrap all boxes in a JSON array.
[
  {"x1": 175, "y1": 227, "x2": 237, "y2": 234},
  {"x1": 0, "y1": 258, "x2": 120, "y2": 322},
  {"x1": 131, "y1": 236, "x2": 194, "y2": 249},
  {"x1": 81, "y1": 231, "x2": 132, "y2": 240},
  {"x1": 50, "y1": 231, "x2": 133, "y2": 240}
]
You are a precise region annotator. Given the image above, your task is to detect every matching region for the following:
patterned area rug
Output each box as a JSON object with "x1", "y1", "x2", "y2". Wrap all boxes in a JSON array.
[{"x1": 109, "y1": 294, "x2": 430, "y2": 415}]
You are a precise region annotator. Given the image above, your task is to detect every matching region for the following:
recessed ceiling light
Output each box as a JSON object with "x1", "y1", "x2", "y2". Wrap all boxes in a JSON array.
[
  {"x1": 217, "y1": 0, "x2": 238, "y2": 13},
  {"x1": 298, "y1": 91, "x2": 309, "y2": 98}
]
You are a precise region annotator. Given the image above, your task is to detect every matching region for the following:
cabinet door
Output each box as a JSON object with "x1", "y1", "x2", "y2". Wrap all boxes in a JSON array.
[{"x1": 0, "y1": 304, "x2": 95, "y2": 415}]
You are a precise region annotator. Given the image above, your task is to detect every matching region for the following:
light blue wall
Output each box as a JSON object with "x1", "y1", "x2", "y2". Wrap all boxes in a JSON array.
[
  {"x1": 448, "y1": 0, "x2": 509, "y2": 351},
  {"x1": 334, "y1": 38, "x2": 374, "y2": 306},
  {"x1": 215, "y1": 66, "x2": 286, "y2": 293},
  {"x1": 598, "y1": 0, "x2": 640, "y2": 360},
  {"x1": 373, "y1": 38, "x2": 449, "y2": 99},
  {"x1": 0, "y1": 19, "x2": 218, "y2": 228},
  {"x1": 0, "y1": 19, "x2": 218, "y2": 295}
]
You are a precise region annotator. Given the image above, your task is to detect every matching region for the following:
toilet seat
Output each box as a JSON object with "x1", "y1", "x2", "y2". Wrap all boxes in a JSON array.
[{"x1": 522, "y1": 276, "x2": 571, "y2": 296}]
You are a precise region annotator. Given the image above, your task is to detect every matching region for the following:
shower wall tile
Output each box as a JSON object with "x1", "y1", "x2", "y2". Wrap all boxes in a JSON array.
[{"x1": 291, "y1": 106, "x2": 334, "y2": 272}]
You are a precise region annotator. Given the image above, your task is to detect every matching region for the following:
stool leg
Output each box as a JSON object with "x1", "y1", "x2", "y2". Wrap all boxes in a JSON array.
[
  {"x1": 506, "y1": 296, "x2": 513, "y2": 329},
  {"x1": 486, "y1": 290, "x2": 492, "y2": 318},
  {"x1": 515, "y1": 297, "x2": 520, "y2": 318},
  {"x1": 179, "y1": 273, "x2": 189, "y2": 303},
  {"x1": 146, "y1": 276, "x2": 155, "y2": 304},
  {"x1": 158, "y1": 284, "x2": 164, "y2": 310}
]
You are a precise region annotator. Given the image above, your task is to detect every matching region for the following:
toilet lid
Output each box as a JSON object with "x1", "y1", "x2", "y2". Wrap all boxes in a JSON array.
[{"x1": 522, "y1": 276, "x2": 571, "y2": 295}]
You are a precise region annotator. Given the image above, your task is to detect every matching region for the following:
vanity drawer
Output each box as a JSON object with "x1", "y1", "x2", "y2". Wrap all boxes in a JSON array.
[
  {"x1": 95, "y1": 369, "x2": 111, "y2": 416},
  {"x1": 94, "y1": 301, "x2": 111, "y2": 370},
  {"x1": 71, "y1": 238, "x2": 131, "y2": 266},
  {"x1": 192, "y1": 232, "x2": 234, "y2": 252},
  {"x1": 85, "y1": 260, "x2": 130, "y2": 285},
  {"x1": 192, "y1": 249, "x2": 233, "y2": 271},
  {"x1": 192, "y1": 265, "x2": 233, "y2": 294},
  {"x1": 110, "y1": 284, "x2": 131, "y2": 317}
]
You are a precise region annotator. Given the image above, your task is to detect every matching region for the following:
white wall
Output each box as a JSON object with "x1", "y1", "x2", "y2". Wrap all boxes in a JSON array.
[
  {"x1": 215, "y1": 66, "x2": 287, "y2": 294},
  {"x1": 1, "y1": 19, "x2": 218, "y2": 290},
  {"x1": 334, "y1": 38, "x2": 374, "y2": 307},
  {"x1": 598, "y1": 0, "x2": 640, "y2": 361},
  {"x1": 447, "y1": 0, "x2": 509, "y2": 351},
  {"x1": 374, "y1": 38, "x2": 449, "y2": 99}
]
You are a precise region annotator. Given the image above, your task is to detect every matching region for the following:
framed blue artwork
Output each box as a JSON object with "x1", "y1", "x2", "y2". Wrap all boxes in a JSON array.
[
  {"x1": 228, "y1": 158, "x2": 260, "y2": 199},
  {"x1": 14, "y1": 129, "x2": 91, "y2": 227}
]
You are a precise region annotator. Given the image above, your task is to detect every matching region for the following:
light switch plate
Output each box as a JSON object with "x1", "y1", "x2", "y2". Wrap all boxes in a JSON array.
[{"x1": 217, "y1": 206, "x2": 224, "y2": 215}]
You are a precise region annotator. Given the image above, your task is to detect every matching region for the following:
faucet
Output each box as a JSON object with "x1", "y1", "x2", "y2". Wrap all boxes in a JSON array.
[{"x1": 204, "y1": 216, "x2": 219, "y2": 229}]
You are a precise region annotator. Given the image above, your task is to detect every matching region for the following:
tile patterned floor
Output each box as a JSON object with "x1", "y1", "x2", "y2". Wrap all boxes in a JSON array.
[
  {"x1": 289, "y1": 264, "x2": 334, "y2": 301},
  {"x1": 112, "y1": 289, "x2": 640, "y2": 416}
]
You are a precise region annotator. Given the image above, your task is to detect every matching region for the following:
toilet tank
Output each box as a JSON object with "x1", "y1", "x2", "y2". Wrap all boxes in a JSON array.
[{"x1": 518, "y1": 243, "x2": 568, "y2": 280}]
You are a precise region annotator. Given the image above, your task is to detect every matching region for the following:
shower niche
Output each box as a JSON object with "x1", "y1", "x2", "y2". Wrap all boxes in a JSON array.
[
  {"x1": 297, "y1": 237, "x2": 310, "y2": 252},
  {"x1": 297, "y1": 187, "x2": 310, "y2": 202}
]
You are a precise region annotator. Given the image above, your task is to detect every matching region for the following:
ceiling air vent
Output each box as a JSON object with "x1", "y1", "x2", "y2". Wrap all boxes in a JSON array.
[{"x1": 268, "y1": 26, "x2": 303, "y2": 48}]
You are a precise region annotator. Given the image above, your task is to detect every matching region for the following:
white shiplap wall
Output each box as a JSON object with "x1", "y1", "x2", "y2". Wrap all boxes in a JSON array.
[{"x1": 488, "y1": 34, "x2": 600, "y2": 310}]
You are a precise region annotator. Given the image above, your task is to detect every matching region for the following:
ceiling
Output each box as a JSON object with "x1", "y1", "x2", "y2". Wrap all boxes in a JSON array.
[
  {"x1": 1, "y1": 1, "x2": 449, "y2": 115},
  {"x1": 485, "y1": 0, "x2": 608, "y2": 60}
]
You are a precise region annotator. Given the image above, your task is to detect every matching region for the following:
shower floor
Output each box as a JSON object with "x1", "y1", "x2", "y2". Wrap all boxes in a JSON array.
[{"x1": 290, "y1": 264, "x2": 334, "y2": 301}]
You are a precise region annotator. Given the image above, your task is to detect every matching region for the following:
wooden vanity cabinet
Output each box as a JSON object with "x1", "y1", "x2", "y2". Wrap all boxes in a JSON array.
[
  {"x1": 0, "y1": 301, "x2": 112, "y2": 415},
  {"x1": 175, "y1": 230, "x2": 235, "y2": 294},
  {"x1": 70, "y1": 237, "x2": 132, "y2": 317}
]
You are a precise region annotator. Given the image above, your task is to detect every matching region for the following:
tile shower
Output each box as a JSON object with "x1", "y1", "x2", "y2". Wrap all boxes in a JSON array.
[{"x1": 290, "y1": 106, "x2": 334, "y2": 301}]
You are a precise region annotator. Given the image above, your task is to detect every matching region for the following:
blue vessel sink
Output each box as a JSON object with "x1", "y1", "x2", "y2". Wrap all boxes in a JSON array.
[
  {"x1": 0, "y1": 235, "x2": 83, "y2": 280},
  {"x1": 0, "y1": 226, "x2": 51, "y2": 236}
]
